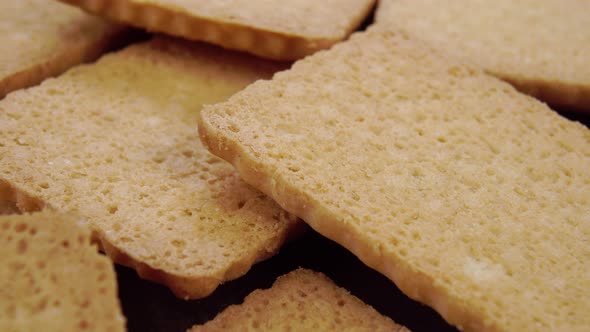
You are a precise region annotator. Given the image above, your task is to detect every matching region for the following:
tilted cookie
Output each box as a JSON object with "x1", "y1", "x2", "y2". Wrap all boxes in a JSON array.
[
  {"x1": 0, "y1": 0, "x2": 124, "y2": 99},
  {"x1": 0, "y1": 211, "x2": 125, "y2": 332},
  {"x1": 199, "y1": 27, "x2": 590, "y2": 331},
  {"x1": 0, "y1": 37, "x2": 300, "y2": 299},
  {"x1": 375, "y1": 0, "x2": 590, "y2": 111},
  {"x1": 189, "y1": 268, "x2": 409, "y2": 332},
  {"x1": 58, "y1": 0, "x2": 375, "y2": 60}
]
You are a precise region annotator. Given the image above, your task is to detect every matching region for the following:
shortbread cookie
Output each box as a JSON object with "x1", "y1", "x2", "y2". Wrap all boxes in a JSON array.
[
  {"x1": 375, "y1": 0, "x2": 590, "y2": 111},
  {"x1": 199, "y1": 27, "x2": 590, "y2": 331},
  {"x1": 0, "y1": 211, "x2": 125, "y2": 332},
  {"x1": 58, "y1": 0, "x2": 375, "y2": 60},
  {"x1": 189, "y1": 268, "x2": 409, "y2": 332},
  {"x1": 0, "y1": 0, "x2": 124, "y2": 99},
  {"x1": 0, "y1": 37, "x2": 300, "y2": 299}
]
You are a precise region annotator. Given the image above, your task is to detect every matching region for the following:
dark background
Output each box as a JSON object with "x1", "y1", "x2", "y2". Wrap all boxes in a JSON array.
[
  {"x1": 118, "y1": 108, "x2": 589, "y2": 332},
  {"x1": 117, "y1": 229, "x2": 458, "y2": 332}
]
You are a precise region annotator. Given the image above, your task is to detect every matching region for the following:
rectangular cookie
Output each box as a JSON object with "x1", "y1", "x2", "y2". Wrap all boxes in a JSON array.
[
  {"x1": 189, "y1": 268, "x2": 409, "y2": 331},
  {"x1": 58, "y1": 0, "x2": 375, "y2": 60},
  {"x1": 375, "y1": 0, "x2": 590, "y2": 111},
  {"x1": 0, "y1": 37, "x2": 300, "y2": 299},
  {"x1": 0, "y1": 0, "x2": 125, "y2": 99},
  {"x1": 199, "y1": 27, "x2": 590, "y2": 331},
  {"x1": 0, "y1": 211, "x2": 125, "y2": 332}
]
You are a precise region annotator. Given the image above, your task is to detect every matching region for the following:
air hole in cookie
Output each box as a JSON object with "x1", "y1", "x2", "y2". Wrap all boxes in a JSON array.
[
  {"x1": 79, "y1": 320, "x2": 89, "y2": 329},
  {"x1": 228, "y1": 124, "x2": 240, "y2": 133},
  {"x1": 152, "y1": 156, "x2": 165, "y2": 164},
  {"x1": 171, "y1": 239, "x2": 185, "y2": 248},
  {"x1": 297, "y1": 289, "x2": 308, "y2": 298},
  {"x1": 17, "y1": 239, "x2": 27, "y2": 254},
  {"x1": 37, "y1": 297, "x2": 48, "y2": 311},
  {"x1": 108, "y1": 205, "x2": 118, "y2": 214},
  {"x1": 14, "y1": 223, "x2": 27, "y2": 233}
]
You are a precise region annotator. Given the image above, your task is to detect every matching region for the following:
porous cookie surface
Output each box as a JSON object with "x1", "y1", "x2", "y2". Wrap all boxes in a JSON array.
[
  {"x1": 376, "y1": 0, "x2": 590, "y2": 111},
  {"x1": 199, "y1": 27, "x2": 590, "y2": 331},
  {"x1": 0, "y1": 0, "x2": 123, "y2": 98},
  {"x1": 0, "y1": 37, "x2": 299, "y2": 299},
  {"x1": 189, "y1": 268, "x2": 409, "y2": 332},
  {"x1": 0, "y1": 211, "x2": 125, "y2": 332},
  {"x1": 58, "y1": 0, "x2": 375, "y2": 60}
]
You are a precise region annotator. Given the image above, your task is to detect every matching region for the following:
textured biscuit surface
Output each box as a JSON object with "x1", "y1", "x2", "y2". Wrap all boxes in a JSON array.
[
  {"x1": 0, "y1": 211, "x2": 125, "y2": 332},
  {"x1": 189, "y1": 268, "x2": 408, "y2": 332},
  {"x1": 376, "y1": 0, "x2": 590, "y2": 111},
  {"x1": 0, "y1": 0, "x2": 124, "y2": 99},
  {"x1": 0, "y1": 37, "x2": 299, "y2": 299},
  {"x1": 199, "y1": 27, "x2": 590, "y2": 332},
  {"x1": 58, "y1": 0, "x2": 375, "y2": 60}
]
